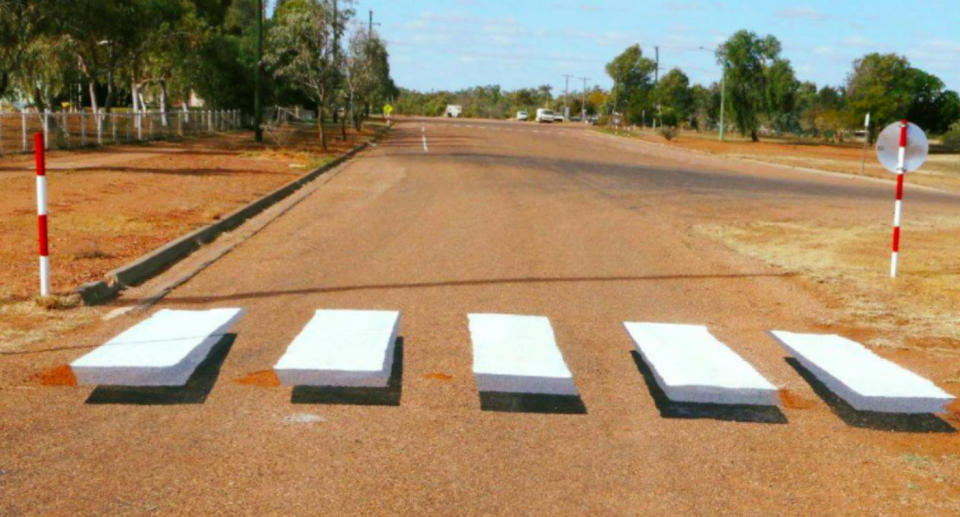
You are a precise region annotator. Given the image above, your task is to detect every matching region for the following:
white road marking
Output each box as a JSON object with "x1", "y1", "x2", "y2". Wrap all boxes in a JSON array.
[
  {"x1": 624, "y1": 322, "x2": 779, "y2": 405},
  {"x1": 72, "y1": 308, "x2": 245, "y2": 386},
  {"x1": 274, "y1": 309, "x2": 401, "y2": 387},
  {"x1": 770, "y1": 330, "x2": 955, "y2": 413},
  {"x1": 469, "y1": 313, "x2": 578, "y2": 396}
]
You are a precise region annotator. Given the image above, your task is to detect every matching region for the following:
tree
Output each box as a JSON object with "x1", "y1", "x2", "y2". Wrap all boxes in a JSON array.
[
  {"x1": 717, "y1": 30, "x2": 786, "y2": 141},
  {"x1": 605, "y1": 44, "x2": 656, "y2": 124},
  {"x1": 346, "y1": 29, "x2": 393, "y2": 129},
  {"x1": 265, "y1": 0, "x2": 337, "y2": 149},
  {"x1": 905, "y1": 68, "x2": 960, "y2": 134},
  {"x1": 655, "y1": 68, "x2": 692, "y2": 127},
  {"x1": 763, "y1": 57, "x2": 799, "y2": 133},
  {"x1": 845, "y1": 53, "x2": 912, "y2": 142},
  {"x1": 845, "y1": 53, "x2": 960, "y2": 140}
]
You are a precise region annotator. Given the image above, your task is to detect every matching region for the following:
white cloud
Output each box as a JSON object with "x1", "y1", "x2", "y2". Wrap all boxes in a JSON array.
[{"x1": 774, "y1": 7, "x2": 829, "y2": 21}]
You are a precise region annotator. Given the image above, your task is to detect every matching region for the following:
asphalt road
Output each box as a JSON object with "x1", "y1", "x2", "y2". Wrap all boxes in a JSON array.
[{"x1": 3, "y1": 118, "x2": 959, "y2": 516}]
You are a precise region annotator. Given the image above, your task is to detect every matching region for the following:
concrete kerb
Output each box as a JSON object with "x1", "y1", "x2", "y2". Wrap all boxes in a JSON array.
[{"x1": 75, "y1": 128, "x2": 389, "y2": 305}]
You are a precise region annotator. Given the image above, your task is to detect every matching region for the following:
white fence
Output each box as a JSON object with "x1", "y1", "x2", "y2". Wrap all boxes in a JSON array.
[{"x1": 0, "y1": 109, "x2": 244, "y2": 155}]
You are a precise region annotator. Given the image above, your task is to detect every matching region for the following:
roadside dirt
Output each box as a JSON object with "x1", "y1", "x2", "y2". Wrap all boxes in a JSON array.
[
  {"x1": 696, "y1": 217, "x2": 960, "y2": 357},
  {"x1": 605, "y1": 127, "x2": 960, "y2": 192},
  {"x1": 0, "y1": 124, "x2": 382, "y2": 351}
]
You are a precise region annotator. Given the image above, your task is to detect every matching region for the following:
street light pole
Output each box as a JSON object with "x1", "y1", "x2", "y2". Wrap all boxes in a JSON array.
[
  {"x1": 579, "y1": 77, "x2": 588, "y2": 121},
  {"x1": 254, "y1": 0, "x2": 263, "y2": 143}
]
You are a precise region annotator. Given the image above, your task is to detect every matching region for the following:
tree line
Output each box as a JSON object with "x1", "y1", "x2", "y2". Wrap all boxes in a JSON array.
[
  {"x1": 610, "y1": 30, "x2": 960, "y2": 142},
  {"x1": 394, "y1": 29, "x2": 960, "y2": 144},
  {"x1": 0, "y1": 0, "x2": 397, "y2": 148}
]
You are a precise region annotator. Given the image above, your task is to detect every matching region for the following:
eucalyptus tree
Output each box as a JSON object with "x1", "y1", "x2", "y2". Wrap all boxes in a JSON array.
[{"x1": 265, "y1": 0, "x2": 338, "y2": 149}]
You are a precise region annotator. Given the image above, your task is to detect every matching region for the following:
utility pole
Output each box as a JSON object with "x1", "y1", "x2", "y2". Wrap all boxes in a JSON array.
[
  {"x1": 579, "y1": 77, "x2": 588, "y2": 121},
  {"x1": 369, "y1": 10, "x2": 373, "y2": 37},
  {"x1": 254, "y1": 0, "x2": 263, "y2": 142},
  {"x1": 654, "y1": 46, "x2": 659, "y2": 84},
  {"x1": 562, "y1": 74, "x2": 572, "y2": 119}
]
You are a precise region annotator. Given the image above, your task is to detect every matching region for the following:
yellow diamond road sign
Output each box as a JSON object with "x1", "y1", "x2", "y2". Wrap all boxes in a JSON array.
[{"x1": 383, "y1": 104, "x2": 394, "y2": 115}]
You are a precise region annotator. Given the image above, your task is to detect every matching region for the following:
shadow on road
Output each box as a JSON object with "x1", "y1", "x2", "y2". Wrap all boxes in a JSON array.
[
  {"x1": 84, "y1": 333, "x2": 235, "y2": 405},
  {"x1": 478, "y1": 391, "x2": 587, "y2": 414},
  {"x1": 631, "y1": 351, "x2": 788, "y2": 424},
  {"x1": 145, "y1": 272, "x2": 795, "y2": 305},
  {"x1": 785, "y1": 358, "x2": 956, "y2": 433}
]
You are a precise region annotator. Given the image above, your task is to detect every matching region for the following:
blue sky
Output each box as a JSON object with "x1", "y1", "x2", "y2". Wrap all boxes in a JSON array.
[{"x1": 269, "y1": 0, "x2": 960, "y2": 94}]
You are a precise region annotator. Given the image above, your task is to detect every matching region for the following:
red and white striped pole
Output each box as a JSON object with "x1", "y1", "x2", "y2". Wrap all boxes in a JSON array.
[
  {"x1": 890, "y1": 119, "x2": 907, "y2": 278},
  {"x1": 35, "y1": 132, "x2": 50, "y2": 296}
]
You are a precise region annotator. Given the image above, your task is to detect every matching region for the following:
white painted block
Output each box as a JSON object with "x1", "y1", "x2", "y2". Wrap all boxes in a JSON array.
[
  {"x1": 71, "y1": 308, "x2": 244, "y2": 386},
  {"x1": 274, "y1": 309, "x2": 400, "y2": 387},
  {"x1": 469, "y1": 313, "x2": 577, "y2": 396},
  {"x1": 770, "y1": 330, "x2": 955, "y2": 413},
  {"x1": 624, "y1": 322, "x2": 779, "y2": 405}
]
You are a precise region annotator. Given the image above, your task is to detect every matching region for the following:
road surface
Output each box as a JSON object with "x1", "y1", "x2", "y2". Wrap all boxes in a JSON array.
[{"x1": 2, "y1": 118, "x2": 959, "y2": 516}]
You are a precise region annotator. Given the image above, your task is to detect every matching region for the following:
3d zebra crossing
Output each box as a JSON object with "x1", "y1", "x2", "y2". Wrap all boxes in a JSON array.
[{"x1": 68, "y1": 308, "x2": 955, "y2": 416}]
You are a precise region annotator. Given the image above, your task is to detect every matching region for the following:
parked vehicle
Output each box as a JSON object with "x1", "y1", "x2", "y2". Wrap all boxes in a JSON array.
[
  {"x1": 553, "y1": 113, "x2": 564, "y2": 123},
  {"x1": 516, "y1": 110, "x2": 528, "y2": 121},
  {"x1": 535, "y1": 108, "x2": 554, "y2": 123}
]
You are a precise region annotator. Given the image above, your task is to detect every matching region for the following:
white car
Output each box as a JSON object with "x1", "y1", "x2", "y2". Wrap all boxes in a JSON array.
[
  {"x1": 516, "y1": 110, "x2": 528, "y2": 121},
  {"x1": 553, "y1": 113, "x2": 564, "y2": 123},
  {"x1": 535, "y1": 108, "x2": 554, "y2": 123}
]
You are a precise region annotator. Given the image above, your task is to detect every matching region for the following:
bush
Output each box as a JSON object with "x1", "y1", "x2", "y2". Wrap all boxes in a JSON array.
[
  {"x1": 944, "y1": 121, "x2": 960, "y2": 151},
  {"x1": 658, "y1": 126, "x2": 678, "y2": 140}
]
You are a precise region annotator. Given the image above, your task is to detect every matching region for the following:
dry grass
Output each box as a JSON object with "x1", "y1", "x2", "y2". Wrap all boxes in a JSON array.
[
  {"x1": 696, "y1": 216, "x2": 960, "y2": 351},
  {"x1": 600, "y1": 127, "x2": 960, "y2": 191}
]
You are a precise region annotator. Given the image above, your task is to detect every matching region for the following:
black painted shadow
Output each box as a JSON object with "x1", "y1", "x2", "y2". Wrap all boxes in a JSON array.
[
  {"x1": 85, "y1": 333, "x2": 236, "y2": 405},
  {"x1": 785, "y1": 358, "x2": 955, "y2": 433},
  {"x1": 479, "y1": 391, "x2": 587, "y2": 414},
  {"x1": 291, "y1": 338, "x2": 403, "y2": 406},
  {"x1": 631, "y1": 351, "x2": 787, "y2": 424}
]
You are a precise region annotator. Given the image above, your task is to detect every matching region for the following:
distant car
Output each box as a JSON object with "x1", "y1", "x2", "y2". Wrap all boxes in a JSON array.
[
  {"x1": 553, "y1": 113, "x2": 564, "y2": 123},
  {"x1": 516, "y1": 110, "x2": 528, "y2": 121},
  {"x1": 535, "y1": 108, "x2": 554, "y2": 123}
]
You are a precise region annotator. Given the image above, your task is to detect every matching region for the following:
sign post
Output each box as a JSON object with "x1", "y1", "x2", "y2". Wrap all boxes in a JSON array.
[
  {"x1": 34, "y1": 132, "x2": 50, "y2": 296},
  {"x1": 875, "y1": 120, "x2": 929, "y2": 278},
  {"x1": 859, "y1": 112, "x2": 869, "y2": 175}
]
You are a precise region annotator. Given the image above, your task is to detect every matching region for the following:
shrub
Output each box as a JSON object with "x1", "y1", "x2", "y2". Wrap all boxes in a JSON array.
[
  {"x1": 658, "y1": 126, "x2": 678, "y2": 140},
  {"x1": 943, "y1": 121, "x2": 960, "y2": 151}
]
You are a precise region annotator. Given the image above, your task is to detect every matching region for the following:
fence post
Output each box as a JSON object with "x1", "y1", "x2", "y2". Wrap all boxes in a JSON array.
[
  {"x1": 177, "y1": 110, "x2": 182, "y2": 137},
  {"x1": 208, "y1": 110, "x2": 213, "y2": 132},
  {"x1": 96, "y1": 109, "x2": 102, "y2": 145},
  {"x1": 80, "y1": 110, "x2": 87, "y2": 146},
  {"x1": 22, "y1": 111, "x2": 27, "y2": 152},
  {"x1": 60, "y1": 110, "x2": 69, "y2": 148},
  {"x1": 111, "y1": 111, "x2": 116, "y2": 143}
]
